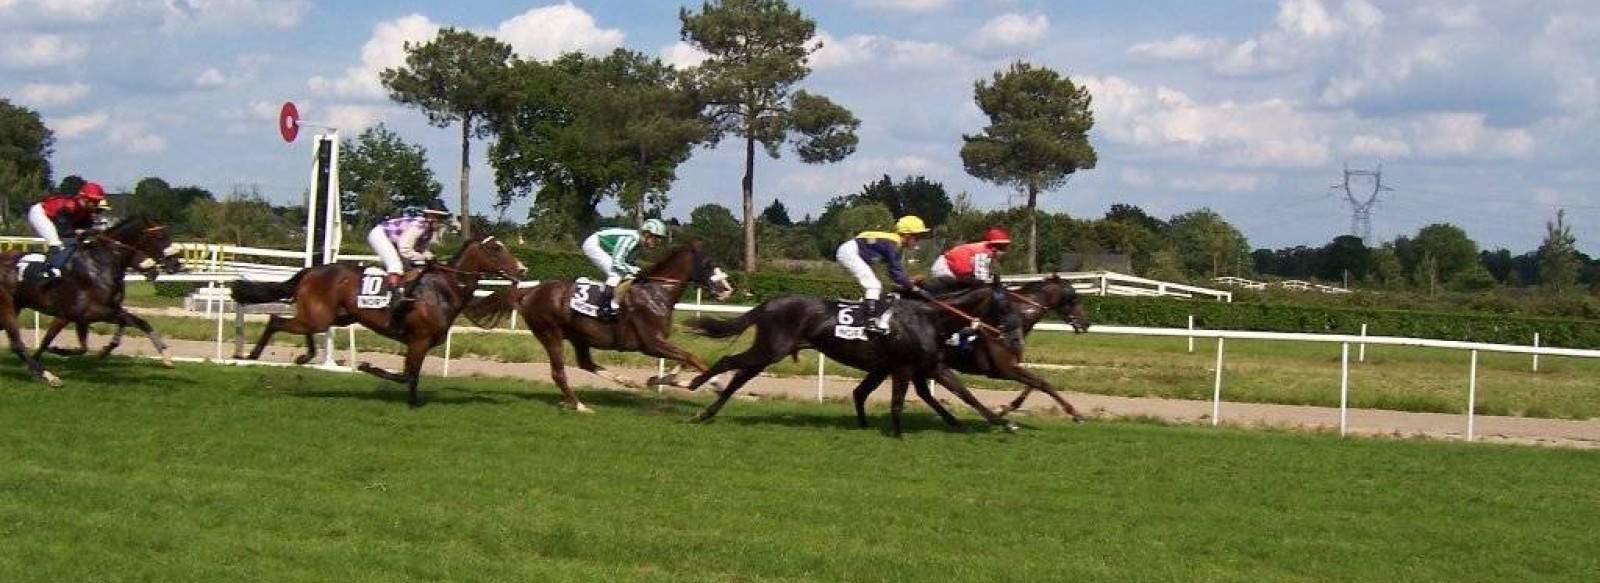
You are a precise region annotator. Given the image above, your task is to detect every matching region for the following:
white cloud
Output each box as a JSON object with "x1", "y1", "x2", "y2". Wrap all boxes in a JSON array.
[
  {"x1": 18, "y1": 82, "x2": 89, "y2": 107},
  {"x1": 195, "y1": 68, "x2": 227, "y2": 88},
  {"x1": 308, "y1": 14, "x2": 438, "y2": 100},
  {"x1": 161, "y1": 0, "x2": 311, "y2": 31},
  {"x1": 1084, "y1": 75, "x2": 1330, "y2": 168},
  {"x1": 496, "y1": 3, "x2": 624, "y2": 60},
  {"x1": 852, "y1": 0, "x2": 951, "y2": 13},
  {"x1": 1127, "y1": 34, "x2": 1225, "y2": 62},
  {"x1": 811, "y1": 31, "x2": 962, "y2": 71},
  {"x1": 661, "y1": 41, "x2": 708, "y2": 69},
  {"x1": 1211, "y1": 0, "x2": 1383, "y2": 77},
  {"x1": 0, "y1": 34, "x2": 86, "y2": 68},
  {"x1": 777, "y1": 155, "x2": 938, "y2": 198},
  {"x1": 53, "y1": 111, "x2": 108, "y2": 137},
  {"x1": 1344, "y1": 134, "x2": 1412, "y2": 158},
  {"x1": 325, "y1": 104, "x2": 384, "y2": 134},
  {"x1": 1170, "y1": 172, "x2": 1268, "y2": 193},
  {"x1": 965, "y1": 13, "x2": 1048, "y2": 53},
  {"x1": 1410, "y1": 113, "x2": 1535, "y2": 160},
  {"x1": 107, "y1": 122, "x2": 167, "y2": 154}
]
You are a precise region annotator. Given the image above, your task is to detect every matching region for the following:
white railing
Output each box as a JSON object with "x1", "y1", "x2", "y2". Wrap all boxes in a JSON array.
[{"x1": 1006, "y1": 271, "x2": 1232, "y2": 302}]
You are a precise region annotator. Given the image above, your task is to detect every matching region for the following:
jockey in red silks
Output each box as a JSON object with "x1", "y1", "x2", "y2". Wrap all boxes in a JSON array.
[
  {"x1": 931, "y1": 226, "x2": 1011, "y2": 283},
  {"x1": 27, "y1": 182, "x2": 111, "y2": 278}
]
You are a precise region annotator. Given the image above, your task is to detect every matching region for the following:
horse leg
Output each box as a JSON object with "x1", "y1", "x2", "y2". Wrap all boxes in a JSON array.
[
  {"x1": 240, "y1": 314, "x2": 284, "y2": 360},
  {"x1": 95, "y1": 320, "x2": 121, "y2": 358},
  {"x1": 912, "y1": 374, "x2": 965, "y2": 430},
  {"x1": 636, "y1": 336, "x2": 719, "y2": 391},
  {"x1": 692, "y1": 367, "x2": 764, "y2": 423},
  {"x1": 531, "y1": 327, "x2": 590, "y2": 414},
  {"x1": 850, "y1": 369, "x2": 892, "y2": 428},
  {"x1": 30, "y1": 317, "x2": 72, "y2": 362},
  {"x1": 889, "y1": 372, "x2": 911, "y2": 438},
  {"x1": 37, "y1": 317, "x2": 85, "y2": 356},
  {"x1": 931, "y1": 366, "x2": 1018, "y2": 432},
  {"x1": 2, "y1": 312, "x2": 60, "y2": 387},
  {"x1": 995, "y1": 367, "x2": 1085, "y2": 422},
  {"x1": 113, "y1": 311, "x2": 174, "y2": 368},
  {"x1": 356, "y1": 339, "x2": 431, "y2": 407},
  {"x1": 574, "y1": 341, "x2": 642, "y2": 391}
]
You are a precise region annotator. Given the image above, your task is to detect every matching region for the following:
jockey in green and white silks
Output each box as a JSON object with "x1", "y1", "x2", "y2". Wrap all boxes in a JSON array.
[{"x1": 580, "y1": 218, "x2": 667, "y2": 317}]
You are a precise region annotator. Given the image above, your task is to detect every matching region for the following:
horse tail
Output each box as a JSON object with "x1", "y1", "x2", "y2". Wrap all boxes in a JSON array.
[
  {"x1": 688, "y1": 307, "x2": 761, "y2": 339},
  {"x1": 463, "y1": 285, "x2": 525, "y2": 329},
  {"x1": 230, "y1": 270, "x2": 306, "y2": 304}
]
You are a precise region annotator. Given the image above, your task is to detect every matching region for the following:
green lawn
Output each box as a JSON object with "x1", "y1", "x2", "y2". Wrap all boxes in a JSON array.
[{"x1": 0, "y1": 359, "x2": 1597, "y2": 582}]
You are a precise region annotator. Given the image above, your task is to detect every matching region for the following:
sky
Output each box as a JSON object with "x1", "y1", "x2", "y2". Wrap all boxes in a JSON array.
[{"x1": 2, "y1": 0, "x2": 1597, "y2": 254}]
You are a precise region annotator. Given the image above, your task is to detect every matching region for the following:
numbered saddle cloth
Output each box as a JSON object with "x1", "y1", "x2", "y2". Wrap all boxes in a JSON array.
[
  {"x1": 568, "y1": 277, "x2": 632, "y2": 318},
  {"x1": 831, "y1": 299, "x2": 892, "y2": 340},
  {"x1": 14, "y1": 253, "x2": 47, "y2": 282},
  {"x1": 356, "y1": 267, "x2": 393, "y2": 309}
]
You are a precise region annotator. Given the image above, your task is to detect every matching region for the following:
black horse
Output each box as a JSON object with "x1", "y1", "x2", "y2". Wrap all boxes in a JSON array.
[
  {"x1": 850, "y1": 274, "x2": 1091, "y2": 424},
  {"x1": 0, "y1": 253, "x2": 59, "y2": 387},
  {"x1": 11, "y1": 216, "x2": 184, "y2": 366},
  {"x1": 683, "y1": 280, "x2": 1024, "y2": 437}
]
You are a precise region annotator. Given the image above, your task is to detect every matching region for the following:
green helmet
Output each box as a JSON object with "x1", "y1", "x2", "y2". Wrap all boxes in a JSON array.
[{"x1": 641, "y1": 218, "x2": 667, "y2": 237}]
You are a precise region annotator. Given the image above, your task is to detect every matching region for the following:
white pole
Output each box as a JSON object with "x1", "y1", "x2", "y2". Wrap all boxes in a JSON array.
[
  {"x1": 1358, "y1": 323, "x2": 1367, "y2": 363},
  {"x1": 1340, "y1": 342, "x2": 1350, "y2": 437},
  {"x1": 346, "y1": 326, "x2": 356, "y2": 367},
  {"x1": 319, "y1": 134, "x2": 340, "y2": 368},
  {"x1": 509, "y1": 309, "x2": 517, "y2": 331},
  {"x1": 1211, "y1": 338, "x2": 1225, "y2": 426},
  {"x1": 1187, "y1": 315, "x2": 1195, "y2": 353},
  {"x1": 1532, "y1": 332, "x2": 1540, "y2": 372},
  {"x1": 442, "y1": 327, "x2": 453, "y2": 377},
  {"x1": 816, "y1": 352, "x2": 826, "y2": 402},
  {"x1": 32, "y1": 311, "x2": 39, "y2": 345},
  {"x1": 213, "y1": 307, "x2": 225, "y2": 361},
  {"x1": 1467, "y1": 349, "x2": 1478, "y2": 442}
]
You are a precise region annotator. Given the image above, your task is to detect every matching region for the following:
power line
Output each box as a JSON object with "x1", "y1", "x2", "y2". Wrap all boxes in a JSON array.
[{"x1": 1331, "y1": 163, "x2": 1391, "y2": 242}]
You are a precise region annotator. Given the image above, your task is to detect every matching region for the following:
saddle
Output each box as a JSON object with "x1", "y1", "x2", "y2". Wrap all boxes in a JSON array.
[
  {"x1": 831, "y1": 297, "x2": 896, "y2": 341},
  {"x1": 568, "y1": 277, "x2": 634, "y2": 319}
]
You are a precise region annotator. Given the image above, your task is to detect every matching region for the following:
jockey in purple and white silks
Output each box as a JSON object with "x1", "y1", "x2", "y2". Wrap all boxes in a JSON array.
[{"x1": 367, "y1": 200, "x2": 450, "y2": 301}]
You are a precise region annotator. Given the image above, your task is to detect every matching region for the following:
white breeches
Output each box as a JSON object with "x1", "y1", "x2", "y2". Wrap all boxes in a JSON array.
[
  {"x1": 835, "y1": 240, "x2": 882, "y2": 300},
  {"x1": 582, "y1": 237, "x2": 623, "y2": 286},
  {"x1": 367, "y1": 226, "x2": 404, "y2": 274},
  {"x1": 929, "y1": 256, "x2": 955, "y2": 279},
  {"x1": 27, "y1": 205, "x2": 61, "y2": 247}
]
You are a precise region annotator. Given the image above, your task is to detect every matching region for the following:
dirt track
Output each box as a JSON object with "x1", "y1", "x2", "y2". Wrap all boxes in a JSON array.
[{"x1": 72, "y1": 332, "x2": 1600, "y2": 450}]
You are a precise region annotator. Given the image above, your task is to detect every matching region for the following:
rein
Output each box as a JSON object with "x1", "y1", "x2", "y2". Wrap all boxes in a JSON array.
[
  {"x1": 1005, "y1": 289, "x2": 1048, "y2": 310},
  {"x1": 917, "y1": 293, "x2": 1003, "y2": 336}
]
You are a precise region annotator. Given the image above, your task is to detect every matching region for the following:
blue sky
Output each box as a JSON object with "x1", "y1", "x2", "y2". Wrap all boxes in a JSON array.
[{"x1": 3, "y1": 0, "x2": 1597, "y2": 253}]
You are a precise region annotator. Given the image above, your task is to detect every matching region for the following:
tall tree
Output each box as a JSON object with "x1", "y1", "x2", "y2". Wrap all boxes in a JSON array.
[
  {"x1": 1394, "y1": 223, "x2": 1478, "y2": 294},
  {"x1": 0, "y1": 98, "x2": 54, "y2": 224},
  {"x1": 853, "y1": 175, "x2": 953, "y2": 228},
  {"x1": 960, "y1": 61, "x2": 1096, "y2": 272},
  {"x1": 1316, "y1": 235, "x2": 1374, "y2": 286},
  {"x1": 760, "y1": 198, "x2": 792, "y2": 226},
  {"x1": 1166, "y1": 209, "x2": 1249, "y2": 278},
  {"x1": 1536, "y1": 209, "x2": 1580, "y2": 294},
  {"x1": 490, "y1": 49, "x2": 707, "y2": 238},
  {"x1": 380, "y1": 28, "x2": 513, "y2": 239},
  {"x1": 339, "y1": 123, "x2": 442, "y2": 224},
  {"x1": 684, "y1": 203, "x2": 743, "y2": 269},
  {"x1": 680, "y1": 0, "x2": 860, "y2": 274},
  {"x1": 187, "y1": 185, "x2": 288, "y2": 246}
]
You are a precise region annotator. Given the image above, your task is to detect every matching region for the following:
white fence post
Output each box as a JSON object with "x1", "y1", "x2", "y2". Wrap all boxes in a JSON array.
[
  {"x1": 1467, "y1": 350, "x2": 1479, "y2": 442},
  {"x1": 1340, "y1": 342, "x2": 1350, "y2": 437},
  {"x1": 1187, "y1": 315, "x2": 1195, "y2": 353},
  {"x1": 442, "y1": 328, "x2": 453, "y2": 377},
  {"x1": 816, "y1": 352, "x2": 826, "y2": 402},
  {"x1": 1358, "y1": 323, "x2": 1367, "y2": 363},
  {"x1": 1532, "y1": 332, "x2": 1540, "y2": 372},
  {"x1": 1211, "y1": 338, "x2": 1225, "y2": 426}
]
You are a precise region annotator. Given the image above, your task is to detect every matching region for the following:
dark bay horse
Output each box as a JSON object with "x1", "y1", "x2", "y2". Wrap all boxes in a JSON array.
[
  {"x1": 230, "y1": 237, "x2": 526, "y2": 407},
  {"x1": 0, "y1": 253, "x2": 59, "y2": 387},
  {"x1": 683, "y1": 280, "x2": 1025, "y2": 437},
  {"x1": 474, "y1": 240, "x2": 734, "y2": 413},
  {"x1": 850, "y1": 274, "x2": 1092, "y2": 424},
  {"x1": 10, "y1": 216, "x2": 184, "y2": 367}
]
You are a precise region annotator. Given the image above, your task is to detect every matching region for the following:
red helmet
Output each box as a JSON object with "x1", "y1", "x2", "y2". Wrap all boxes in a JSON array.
[
  {"x1": 984, "y1": 227, "x2": 1011, "y2": 246},
  {"x1": 78, "y1": 182, "x2": 106, "y2": 200}
]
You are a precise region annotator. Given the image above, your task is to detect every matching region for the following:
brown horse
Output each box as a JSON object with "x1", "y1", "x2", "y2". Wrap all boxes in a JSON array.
[
  {"x1": 10, "y1": 216, "x2": 184, "y2": 368},
  {"x1": 475, "y1": 240, "x2": 733, "y2": 413},
  {"x1": 850, "y1": 274, "x2": 1091, "y2": 423},
  {"x1": 0, "y1": 253, "x2": 59, "y2": 387},
  {"x1": 230, "y1": 237, "x2": 526, "y2": 407}
]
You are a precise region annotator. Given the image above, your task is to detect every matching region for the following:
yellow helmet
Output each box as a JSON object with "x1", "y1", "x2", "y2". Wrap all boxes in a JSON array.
[{"x1": 894, "y1": 215, "x2": 929, "y2": 235}]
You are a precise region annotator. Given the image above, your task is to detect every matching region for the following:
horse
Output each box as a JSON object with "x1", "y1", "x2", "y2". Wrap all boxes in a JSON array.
[
  {"x1": 0, "y1": 253, "x2": 59, "y2": 387},
  {"x1": 681, "y1": 279, "x2": 1025, "y2": 437},
  {"x1": 468, "y1": 240, "x2": 734, "y2": 414},
  {"x1": 10, "y1": 216, "x2": 184, "y2": 367},
  {"x1": 230, "y1": 237, "x2": 526, "y2": 407},
  {"x1": 849, "y1": 274, "x2": 1092, "y2": 424}
]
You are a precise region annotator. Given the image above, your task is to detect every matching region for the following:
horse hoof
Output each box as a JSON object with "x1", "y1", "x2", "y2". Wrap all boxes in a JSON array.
[
  {"x1": 42, "y1": 372, "x2": 62, "y2": 388},
  {"x1": 1002, "y1": 422, "x2": 1020, "y2": 433},
  {"x1": 1071, "y1": 415, "x2": 1087, "y2": 424},
  {"x1": 996, "y1": 404, "x2": 1017, "y2": 416},
  {"x1": 574, "y1": 403, "x2": 595, "y2": 415},
  {"x1": 690, "y1": 413, "x2": 713, "y2": 424},
  {"x1": 160, "y1": 359, "x2": 176, "y2": 369},
  {"x1": 293, "y1": 355, "x2": 311, "y2": 366}
]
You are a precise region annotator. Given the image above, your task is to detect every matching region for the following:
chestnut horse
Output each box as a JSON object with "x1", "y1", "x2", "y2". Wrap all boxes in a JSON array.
[
  {"x1": 472, "y1": 240, "x2": 733, "y2": 413},
  {"x1": 230, "y1": 237, "x2": 526, "y2": 406},
  {"x1": 9, "y1": 216, "x2": 183, "y2": 368},
  {"x1": 0, "y1": 253, "x2": 57, "y2": 387},
  {"x1": 849, "y1": 274, "x2": 1091, "y2": 424},
  {"x1": 683, "y1": 280, "x2": 1025, "y2": 437}
]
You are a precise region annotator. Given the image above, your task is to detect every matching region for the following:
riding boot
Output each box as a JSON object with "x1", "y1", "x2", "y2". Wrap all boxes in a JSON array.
[
  {"x1": 43, "y1": 245, "x2": 67, "y2": 279},
  {"x1": 385, "y1": 273, "x2": 406, "y2": 306},
  {"x1": 596, "y1": 286, "x2": 618, "y2": 321},
  {"x1": 863, "y1": 298, "x2": 887, "y2": 335}
]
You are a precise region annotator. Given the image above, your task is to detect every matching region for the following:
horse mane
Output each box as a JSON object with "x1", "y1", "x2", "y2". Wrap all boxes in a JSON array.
[
  {"x1": 105, "y1": 214, "x2": 152, "y2": 236},
  {"x1": 639, "y1": 240, "x2": 701, "y2": 279}
]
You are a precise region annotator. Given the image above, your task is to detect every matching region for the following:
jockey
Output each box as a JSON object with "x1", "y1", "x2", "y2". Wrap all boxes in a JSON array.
[
  {"x1": 930, "y1": 226, "x2": 1011, "y2": 283},
  {"x1": 367, "y1": 199, "x2": 451, "y2": 302},
  {"x1": 835, "y1": 215, "x2": 929, "y2": 334},
  {"x1": 27, "y1": 182, "x2": 111, "y2": 279},
  {"x1": 581, "y1": 218, "x2": 667, "y2": 320}
]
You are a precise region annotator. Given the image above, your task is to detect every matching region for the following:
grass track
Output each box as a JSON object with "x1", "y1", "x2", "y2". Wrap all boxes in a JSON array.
[{"x1": 1, "y1": 358, "x2": 1598, "y2": 582}]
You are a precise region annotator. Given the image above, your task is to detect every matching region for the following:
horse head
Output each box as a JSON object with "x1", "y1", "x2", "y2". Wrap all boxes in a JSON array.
[
  {"x1": 455, "y1": 237, "x2": 527, "y2": 281},
  {"x1": 106, "y1": 215, "x2": 183, "y2": 275},
  {"x1": 1044, "y1": 274, "x2": 1090, "y2": 333},
  {"x1": 686, "y1": 240, "x2": 734, "y2": 301}
]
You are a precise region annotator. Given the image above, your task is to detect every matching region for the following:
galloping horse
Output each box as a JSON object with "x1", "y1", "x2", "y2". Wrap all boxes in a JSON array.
[
  {"x1": 0, "y1": 253, "x2": 58, "y2": 387},
  {"x1": 850, "y1": 274, "x2": 1091, "y2": 424},
  {"x1": 230, "y1": 237, "x2": 526, "y2": 407},
  {"x1": 474, "y1": 240, "x2": 733, "y2": 413},
  {"x1": 683, "y1": 280, "x2": 1025, "y2": 437},
  {"x1": 10, "y1": 216, "x2": 184, "y2": 367}
]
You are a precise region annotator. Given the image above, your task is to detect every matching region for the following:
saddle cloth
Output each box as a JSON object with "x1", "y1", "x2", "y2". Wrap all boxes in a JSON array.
[
  {"x1": 831, "y1": 299, "x2": 893, "y2": 340},
  {"x1": 356, "y1": 267, "x2": 392, "y2": 309},
  {"x1": 568, "y1": 277, "x2": 634, "y2": 318}
]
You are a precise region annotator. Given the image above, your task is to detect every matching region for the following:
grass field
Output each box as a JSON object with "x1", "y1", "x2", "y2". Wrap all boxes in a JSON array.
[{"x1": 1, "y1": 358, "x2": 1598, "y2": 582}]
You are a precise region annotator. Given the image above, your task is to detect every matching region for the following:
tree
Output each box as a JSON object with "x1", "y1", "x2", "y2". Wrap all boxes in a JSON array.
[
  {"x1": 339, "y1": 123, "x2": 442, "y2": 224},
  {"x1": 490, "y1": 49, "x2": 707, "y2": 239},
  {"x1": 1536, "y1": 209, "x2": 1580, "y2": 294},
  {"x1": 1394, "y1": 223, "x2": 1478, "y2": 294},
  {"x1": 960, "y1": 61, "x2": 1096, "y2": 272},
  {"x1": 759, "y1": 198, "x2": 792, "y2": 226},
  {"x1": 815, "y1": 203, "x2": 892, "y2": 261},
  {"x1": 187, "y1": 186, "x2": 287, "y2": 246},
  {"x1": 684, "y1": 203, "x2": 743, "y2": 269},
  {"x1": 680, "y1": 0, "x2": 860, "y2": 274},
  {"x1": 1316, "y1": 235, "x2": 1373, "y2": 286},
  {"x1": 1166, "y1": 209, "x2": 1249, "y2": 278},
  {"x1": 0, "y1": 98, "x2": 54, "y2": 224},
  {"x1": 853, "y1": 175, "x2": 953, "y2": 228},
  {"x1": 380, "y1": 28, "x2": 513, "y2": 239}
]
